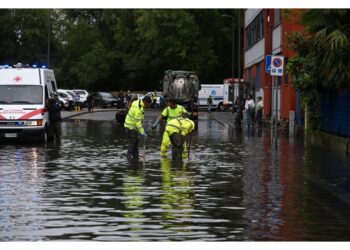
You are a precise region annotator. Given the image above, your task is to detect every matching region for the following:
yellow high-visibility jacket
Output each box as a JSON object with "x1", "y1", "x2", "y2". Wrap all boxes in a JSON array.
[
  {"x1": 161, "y1": 104, "x2": 188, "y2": 122},
  {"x1": 165, "y1": 118, "x2": 195, "y2": 136},
  {"x1": 160, "y1": 118, "x2": 195, "y2": 156},
  {"x1": 124, "y1": 99, "x2": 145, "y2": 134}
]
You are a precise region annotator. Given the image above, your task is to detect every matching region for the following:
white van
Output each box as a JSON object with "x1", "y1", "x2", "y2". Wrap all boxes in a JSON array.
[
  {"x1": 0, "y1": 64, "x2": 58, "y2": 142},
  {"x1": 198, "y1": 84, "x2": 232, "y2": 111}
]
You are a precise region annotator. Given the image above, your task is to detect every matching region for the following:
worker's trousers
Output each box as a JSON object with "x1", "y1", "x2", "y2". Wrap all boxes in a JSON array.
[
  {"x1": 125, "y1": 128, "x2": 139, "y2": 160},
  {"x1": 160, "y1": 131, "x2": 186, "y2": 161}
]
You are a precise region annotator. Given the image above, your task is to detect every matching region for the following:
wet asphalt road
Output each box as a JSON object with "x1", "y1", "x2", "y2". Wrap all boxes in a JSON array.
[{"x1": 1, "y1": 110, "x2": 350, "y2": 241}]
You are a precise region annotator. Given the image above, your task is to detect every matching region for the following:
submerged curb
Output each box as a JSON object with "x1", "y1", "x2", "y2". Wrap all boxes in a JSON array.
[{"x1": 61, "y1": 108, "x2": 125, "y2": 120}]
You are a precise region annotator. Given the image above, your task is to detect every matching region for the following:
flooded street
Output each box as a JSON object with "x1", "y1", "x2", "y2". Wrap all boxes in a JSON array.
[{"x1": 1, "y1": 111, "x2": 350, "y2": 241}]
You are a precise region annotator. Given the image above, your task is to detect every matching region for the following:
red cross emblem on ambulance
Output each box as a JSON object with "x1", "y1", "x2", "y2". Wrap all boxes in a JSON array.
[{"x1": 13, "y1": 76, "x2": 22, "y2": 82}]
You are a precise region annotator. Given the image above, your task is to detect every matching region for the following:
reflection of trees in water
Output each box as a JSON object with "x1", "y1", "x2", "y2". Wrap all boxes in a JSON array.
[{"x1": 160, "y1": 158, "x2": 195, "y2": 229}]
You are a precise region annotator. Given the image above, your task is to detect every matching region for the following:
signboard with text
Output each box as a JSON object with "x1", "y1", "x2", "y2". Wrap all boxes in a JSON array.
[{"x1": 270, "y1": 55, "x2": 284, "y2": 76}]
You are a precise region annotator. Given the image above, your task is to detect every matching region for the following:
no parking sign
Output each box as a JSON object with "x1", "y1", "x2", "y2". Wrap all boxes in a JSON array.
[{"x1": 270, "y1": 55, "x2": 284, "y2": 76}]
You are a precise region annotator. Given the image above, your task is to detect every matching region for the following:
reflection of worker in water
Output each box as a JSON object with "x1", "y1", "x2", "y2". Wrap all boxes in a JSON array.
[
  {"x1": 122, "y1": 165, "x2": 145, "y2": 224},
  {"x1": 160, "y1": 117, "x2": 195, "y2": 161},
  {"x1": 160, "y1": 157, "x2": 194, "y2": 221}
]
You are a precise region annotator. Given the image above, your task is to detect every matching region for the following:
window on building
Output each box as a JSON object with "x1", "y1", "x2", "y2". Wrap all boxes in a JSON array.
[
  {"x1": 274, "y1": 9, "x2": 281, "y2": 26},
  {"x1": 245, "y1": 10, "x2": 264, "y2": 50}
]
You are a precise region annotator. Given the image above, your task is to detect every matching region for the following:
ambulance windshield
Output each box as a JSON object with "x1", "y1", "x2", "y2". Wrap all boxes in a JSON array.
[{"x1": 0, "y1": 85, "x2": 43, "y2": 104}]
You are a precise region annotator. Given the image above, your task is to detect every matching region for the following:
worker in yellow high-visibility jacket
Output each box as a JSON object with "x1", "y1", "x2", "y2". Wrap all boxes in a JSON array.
[
  {"x1": 124, "y1": 95, "x2": 152, "y2": 160},
  {"x1": 151, "y1": 99, "x2": 188, "y2": 129},
  {"x1": 160, "y1": 117, "x2": 195, "y2": 160}
]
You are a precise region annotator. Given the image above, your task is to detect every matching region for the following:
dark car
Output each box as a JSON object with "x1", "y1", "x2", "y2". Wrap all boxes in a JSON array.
[{"x1": 92, "y1": 92, "x2": 119, "y2": 108}]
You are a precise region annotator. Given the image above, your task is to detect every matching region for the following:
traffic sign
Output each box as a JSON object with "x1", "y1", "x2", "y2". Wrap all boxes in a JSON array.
[
  {"x1": 270, "y1": 55, "x2": 284, "y2": 76},
  {"x1": 265, "y1": 55, "x2": 271, "y2": 73}
]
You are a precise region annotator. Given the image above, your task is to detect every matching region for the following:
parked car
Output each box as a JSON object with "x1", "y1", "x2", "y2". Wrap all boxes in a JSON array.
[
  {"x1": 92, "y1": 92, "x2": 119, "y2": 108},
  {"x1": 58, "y1": 96, "x2": 69, "y2": 110},
  {"x1": 57, "y1": 89, "x2": 74, "y2": 110}
]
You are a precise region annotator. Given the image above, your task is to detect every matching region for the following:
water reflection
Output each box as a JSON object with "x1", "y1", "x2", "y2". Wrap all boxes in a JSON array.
[
  {"x1": 160, "y1": 157, "x2": 194, "y2": 226},
  {"x1": 1, "y1": 115, "x2": 350, "y2": 241},
  {"x1": 122, "y1": 162, "x2": 146, "y2": 229}
]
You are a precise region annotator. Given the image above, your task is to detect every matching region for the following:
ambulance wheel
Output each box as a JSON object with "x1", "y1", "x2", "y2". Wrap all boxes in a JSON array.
[{"x1": 40, "y1": 126, "x2": 53, "y2": 143}]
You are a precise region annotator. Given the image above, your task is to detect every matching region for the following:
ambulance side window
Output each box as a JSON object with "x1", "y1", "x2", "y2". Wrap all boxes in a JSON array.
[
  {"x1": 51, "y1": 81, "x2": 57, "y2": 92},
  {"x1": 45, "y1": 86, "x2": 49, "y2": 105}
]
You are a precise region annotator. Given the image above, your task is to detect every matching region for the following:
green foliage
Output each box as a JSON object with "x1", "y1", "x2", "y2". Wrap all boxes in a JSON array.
[
  {"x1": 287, "y1": 10, "x2": 350, "y2": 132},
  {"x1": 0, "y1": 9, "x2": 240, "y2": 91}
]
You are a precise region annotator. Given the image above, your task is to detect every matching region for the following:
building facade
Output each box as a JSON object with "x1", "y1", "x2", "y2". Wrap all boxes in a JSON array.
[{"x1": 243, "y1": 9, "x2": 304, "y2": 121}]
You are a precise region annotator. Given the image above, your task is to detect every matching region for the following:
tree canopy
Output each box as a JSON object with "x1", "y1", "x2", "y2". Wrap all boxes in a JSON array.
[
  {"x1": 0, "y1": 9, "x2": 242, "y2": 91},
  {"x1": 287, "y1": 9, "x2": 350, "y2": 131}
]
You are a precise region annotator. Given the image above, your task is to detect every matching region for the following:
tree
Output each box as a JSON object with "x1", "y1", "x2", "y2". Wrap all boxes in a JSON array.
[{"x1": 287, "y1": 9, "x2": 350, "y2": 131}]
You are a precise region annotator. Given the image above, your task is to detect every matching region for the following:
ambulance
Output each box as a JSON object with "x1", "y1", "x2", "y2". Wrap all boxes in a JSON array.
[
  {"x1": 198, "y1": 84, "x2": 233, "y2": 111},
  {"x1": 0, "y1": 63, "x2": 58, "y2": 142}
]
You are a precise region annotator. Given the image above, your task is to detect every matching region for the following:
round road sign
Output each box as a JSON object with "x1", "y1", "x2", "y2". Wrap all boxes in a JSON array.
[{"x1": 272, "y1": 58, "x2": 282, "y2": 68}]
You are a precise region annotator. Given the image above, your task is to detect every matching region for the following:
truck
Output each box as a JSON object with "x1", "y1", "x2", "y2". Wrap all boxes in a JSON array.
[
  {"x1": 162, "y1": 70, "x2": 200, "y2": 122},
  {"x1": 0, "y1": 63, "x2": 58, "y2": 142},
  {"x1": 198, "y1": 84, "x2": 233, "y2": 111}
]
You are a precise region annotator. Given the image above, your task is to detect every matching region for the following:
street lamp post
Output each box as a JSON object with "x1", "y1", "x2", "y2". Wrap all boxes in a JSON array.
[{"x1": 221, "y1": 14, "x2": 235, "y2": 82}]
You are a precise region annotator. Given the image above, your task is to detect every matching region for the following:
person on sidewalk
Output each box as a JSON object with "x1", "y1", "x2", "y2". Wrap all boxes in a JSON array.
[
  {"x1": 244, "y1": 94, "x2": 255, "y2": 128},
  {"x1": 47, "y1": 92, "x2": 62, "y2": 141},
  {"x1": 160, "y1": 117, "x2": 195, "y2": 161},
  {"x1": 87, "y1": 93, "x2": 94, "y2": 113},
  {"x1": 124, "y1": 95, "x2": 152, "y2": 161},
  {"x1": 151, "y1": 99, "x2": 188, "y2": 129},
  {"x1": 207, "y1": 95, "x2": 213, "y2": 113},
  {"x1": 255, "y1": 96, "x2": 264, "y2": 128}
]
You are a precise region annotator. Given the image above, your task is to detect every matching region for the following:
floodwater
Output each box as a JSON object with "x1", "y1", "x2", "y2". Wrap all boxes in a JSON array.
[{"x1": 1, "y1": 112, "x2": 350, "y2": 241}]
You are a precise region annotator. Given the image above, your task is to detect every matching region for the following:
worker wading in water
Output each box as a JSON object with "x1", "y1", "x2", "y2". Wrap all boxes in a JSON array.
[
  {"x1": 124, "y1": 95, "x2": 152, "y2": 161},
  {"x1": 160, "y1": 117, "x2": 195, "y2": 161},
  {"x1": 152, "y1": 99, "x2": 188, "y2": 128}
]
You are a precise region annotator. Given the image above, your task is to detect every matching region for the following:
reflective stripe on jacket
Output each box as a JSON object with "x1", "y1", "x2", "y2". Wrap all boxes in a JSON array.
[
  {"x1": 124, "y1": 99, "x2": 145, "y2": 134},
  {"x1": 165, "y1": 118, "x2": 195, "y2": 137},
  {"x1": 161, "y1": 104, "x2": 187, "y2": 122}
]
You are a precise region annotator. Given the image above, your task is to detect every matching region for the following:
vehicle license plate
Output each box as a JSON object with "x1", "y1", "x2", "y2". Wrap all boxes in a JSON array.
[{"x1": 5, "y1": 133, "x2": 17, "y2": 138}]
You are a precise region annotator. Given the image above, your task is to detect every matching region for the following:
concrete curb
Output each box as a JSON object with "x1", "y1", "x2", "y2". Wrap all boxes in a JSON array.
[
  {"x1": 62, "y1": 109, "x2": 125, "y2": 120},
  {"x1": 315, "y1": 131, "x2": 349, "y2": 155}
]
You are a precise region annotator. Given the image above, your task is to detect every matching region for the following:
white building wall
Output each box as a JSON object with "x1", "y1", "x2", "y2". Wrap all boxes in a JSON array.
[
  {"x1": 272, "y1": 25, "x2": 282, "y2": 55},
  {"x1": 245, "y1": 9, "x2": 262, "y2": 27},
  {"x1": 244, "y1": 38, "x2": 265, "y2": 68}
]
